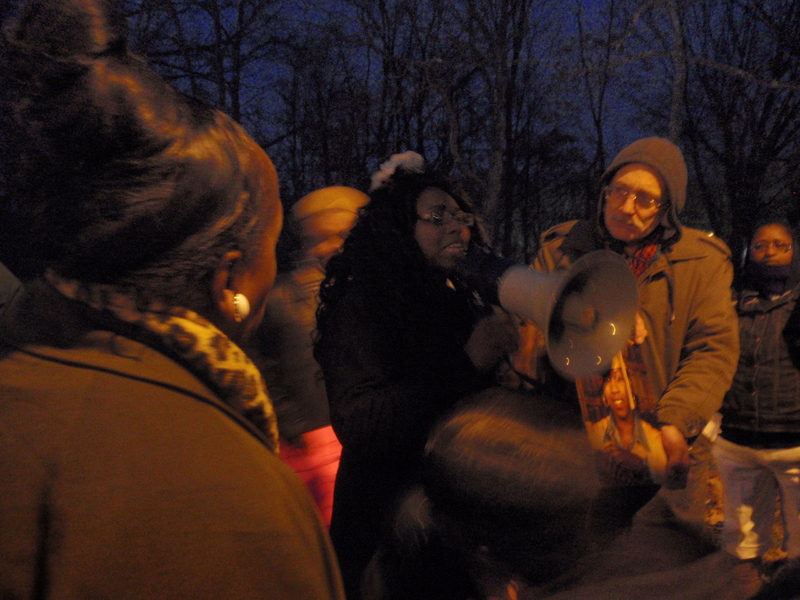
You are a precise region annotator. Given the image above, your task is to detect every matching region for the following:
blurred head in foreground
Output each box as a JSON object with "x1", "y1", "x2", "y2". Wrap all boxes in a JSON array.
[
  {"x1": 292, "y1": 186, "x2": 369, "y2": 268},
  {"x1": 364, "y1": 390, "x2": 599, "y2": 600}
]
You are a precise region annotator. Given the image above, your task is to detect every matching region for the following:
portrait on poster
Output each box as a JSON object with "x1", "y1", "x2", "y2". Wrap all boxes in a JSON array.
[{"x1": 576, "y1": 346, "x2": 667, "y2": 486}]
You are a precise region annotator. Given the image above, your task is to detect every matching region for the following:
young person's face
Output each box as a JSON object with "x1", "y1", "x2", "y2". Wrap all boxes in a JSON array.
[
  {"x1": 749, "y1": 223, "x2": 794, "y2": 267},
  {"x1": 603, "y1": 368, "x2": 630, "y2": 421},
  {"x1": 414, "y1": 187, "x2": 472, "y2": 271}
]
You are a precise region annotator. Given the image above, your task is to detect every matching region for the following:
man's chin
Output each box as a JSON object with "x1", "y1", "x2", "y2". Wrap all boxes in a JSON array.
[{"x1": 608, "y1": 225, "x2": 645, "y2": 243}]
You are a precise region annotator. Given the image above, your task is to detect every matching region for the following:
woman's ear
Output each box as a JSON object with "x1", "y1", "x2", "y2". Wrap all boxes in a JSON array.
[{"x1": 211, "y1": 250, "x2": 245, "y2": 328}]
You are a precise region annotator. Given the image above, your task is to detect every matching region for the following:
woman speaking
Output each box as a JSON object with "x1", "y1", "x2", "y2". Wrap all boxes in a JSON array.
[{"x1": 314, "y1": 152, "x2": 519, "y2": 598}]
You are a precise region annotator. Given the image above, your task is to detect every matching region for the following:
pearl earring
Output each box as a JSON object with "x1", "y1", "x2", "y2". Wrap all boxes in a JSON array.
[{"x1": 233, "y1": 293, "x2": 250, "y2": 322}]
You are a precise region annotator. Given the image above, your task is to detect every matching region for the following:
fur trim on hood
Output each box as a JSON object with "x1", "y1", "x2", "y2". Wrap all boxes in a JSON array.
[{"x1": 597, "y1": 137, "x2": 687, "y2": 247}]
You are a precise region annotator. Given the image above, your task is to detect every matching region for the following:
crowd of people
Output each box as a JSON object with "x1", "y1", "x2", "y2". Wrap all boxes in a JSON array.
[{"x1": 1, "y1": 0, "x2": 799, "y2": 599}]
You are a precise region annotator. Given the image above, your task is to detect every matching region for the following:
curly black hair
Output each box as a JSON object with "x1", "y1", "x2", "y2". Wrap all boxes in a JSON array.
[{"x1": 315, "y1": 163, "x2": 487, "y2": 346}]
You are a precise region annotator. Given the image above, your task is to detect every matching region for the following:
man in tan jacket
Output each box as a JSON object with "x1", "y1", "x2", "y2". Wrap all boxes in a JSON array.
[{"x1": 532, "y1": 137, "x2": 739, "y2": 542}]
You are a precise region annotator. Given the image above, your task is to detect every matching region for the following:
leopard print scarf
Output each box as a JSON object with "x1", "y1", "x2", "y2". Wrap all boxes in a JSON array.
[{"x1": 44, "y1": 269, "x2": 279, "y2": 452}]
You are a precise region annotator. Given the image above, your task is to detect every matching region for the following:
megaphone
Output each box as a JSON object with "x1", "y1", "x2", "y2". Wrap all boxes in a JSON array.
[
  {"x1": 496, "y1": 250, "x2": 638, "y2": 379},
  {"x1": 456, "y1": 247, "x2": 638, "y2": 379}
]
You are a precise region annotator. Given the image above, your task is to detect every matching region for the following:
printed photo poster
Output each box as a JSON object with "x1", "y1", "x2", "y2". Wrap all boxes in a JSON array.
[{"x1": 576, "y1": 345, "x2": 667, "y2": 486}]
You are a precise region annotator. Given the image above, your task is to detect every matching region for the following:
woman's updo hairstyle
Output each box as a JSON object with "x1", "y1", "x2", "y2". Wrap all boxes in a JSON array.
[{"x1": 2, "y1": 0, "x2": 278, "y2": 311}]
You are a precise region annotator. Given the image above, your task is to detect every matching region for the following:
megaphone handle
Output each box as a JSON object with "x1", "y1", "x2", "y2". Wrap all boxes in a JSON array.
[{"x1": 512, "y1": 368, "x2": 545, "y2": 394}]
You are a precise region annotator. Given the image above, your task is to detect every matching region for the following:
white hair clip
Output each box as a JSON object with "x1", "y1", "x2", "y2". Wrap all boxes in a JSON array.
[{"x1": 369, "y1": 151, "x2": 425, "y2": 192}]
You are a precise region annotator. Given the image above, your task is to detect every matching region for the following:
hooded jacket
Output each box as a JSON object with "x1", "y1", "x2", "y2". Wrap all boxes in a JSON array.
[
  {"x1": 534, "y1": 138, "x2": 739, "y2": 439},
  {"x1": 598, "y1": 136, "x2": 687, "y2": 248}
]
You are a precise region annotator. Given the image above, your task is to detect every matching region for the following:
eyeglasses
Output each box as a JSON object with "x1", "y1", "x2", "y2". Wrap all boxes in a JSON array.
[
  {"x1": 751, "y1": 241, "x2": 793, "y2": 253},
  {"x1": 417, "y1": 206, "x2": 475, "y2": 228},
  {"x1": 604, "y1": 185, "x2": 662, "y2": 212}
]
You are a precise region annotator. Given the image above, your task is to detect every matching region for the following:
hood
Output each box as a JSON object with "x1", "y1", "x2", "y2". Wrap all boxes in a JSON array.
[{"x1": 597, "y1": 137, "x2": 687, "y2": 247}]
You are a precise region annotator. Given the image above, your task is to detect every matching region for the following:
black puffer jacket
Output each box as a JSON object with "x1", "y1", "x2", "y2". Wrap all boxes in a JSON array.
[{"x1": 723, "y1": 284, "x2": 800, "y2": 441}]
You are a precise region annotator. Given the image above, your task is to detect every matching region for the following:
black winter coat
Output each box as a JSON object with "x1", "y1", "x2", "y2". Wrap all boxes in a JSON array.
[
  {"x1": 315, "y1": 273, "x2": 494, "y2": 599},
  {"x1": 722, "y1": 284, "x2": 800, "y2": 443}
]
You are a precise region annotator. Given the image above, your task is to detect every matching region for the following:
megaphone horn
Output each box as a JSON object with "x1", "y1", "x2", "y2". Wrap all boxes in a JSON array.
[{"x1": 497, "y1": 250, "x2": 638, "y2": 379}]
